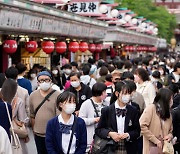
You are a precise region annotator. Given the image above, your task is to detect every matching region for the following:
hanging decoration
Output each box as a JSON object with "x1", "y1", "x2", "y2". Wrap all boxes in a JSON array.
[
  {"x1": 68, "y1": 42, "x2": 79, "y2": 53},
  {"x1": 25, "y1": 41, "x2": 38, "y2": 53},
  {"x1": 79, "y1": 42, "x2": 88, "y2": 52},
  {"x1": 42, "y1": 41, "x2": 54, "y2": 54},
  {"x1": 89, "y1": 44, "x2": 96, "y2": 53},
  {"x1": 96, "y1": 44, "x2": 102, "y2": 53},
  {"x1": 55, "y1": 42, "x2": 67, "y2": 54},
  {"x1": 3, "y1": 40, "x2": 17, "y2": 54}
]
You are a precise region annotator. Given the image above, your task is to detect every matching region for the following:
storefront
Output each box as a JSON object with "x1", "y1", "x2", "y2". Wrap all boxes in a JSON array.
[{"x1": 0, "y1": 0, "x2": 108, "y2": 72}]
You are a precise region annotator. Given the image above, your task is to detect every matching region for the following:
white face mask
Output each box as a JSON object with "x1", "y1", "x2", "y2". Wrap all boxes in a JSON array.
[
  {"x1": 71, "y1": 81, "x2": 80, "y2": 88},
  {"x1": 39, "y1": 82, "x2": 51, "y2": 91},
  {"x1": 121, "y1": 95, "x2": 131, "y2": 104},
  {"x1": 64, "y1": 103, "x2": 76, "y2": 114},
  {"x1": 30, "y1": 73, "x2": 36, "y2": 78},
  {"x1": 52, "y1": 70, "x2": 58, "y2": 75},
  {"x1": 64, "y1": 69, "x2": 71, "y2": 75}
]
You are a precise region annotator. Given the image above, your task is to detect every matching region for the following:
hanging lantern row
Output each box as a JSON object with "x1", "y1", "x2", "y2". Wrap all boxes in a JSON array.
[
  {"x1": 2, "y1": 40, "x2": 103, "y2": 54},
  {"x1": 124, "y1": 45, "x2": 157, "y2": 52}
]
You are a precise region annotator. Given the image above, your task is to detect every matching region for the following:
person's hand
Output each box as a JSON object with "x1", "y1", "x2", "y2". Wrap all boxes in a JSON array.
[
  {"x1": 75, "y1": 111, "x2": 79, "y2": 116},
  {"x1": 119, "y1": 133, "x2": 129, "y2": 139},
  {"x1": 24, "y1": 136, "x2": 30, "y2": 143},
  {"x1": 157, "y1": 140, "x2": 163, "y2": 149},
  {"x1": 164, "y1": 134, "x2": 173, "y2": 142},
  {"x1": 108, "y1": 132, "x2": 121, "y2": 142},
  {"x1": 94, "y1": 117, "x2": 100, "y2": 123}
]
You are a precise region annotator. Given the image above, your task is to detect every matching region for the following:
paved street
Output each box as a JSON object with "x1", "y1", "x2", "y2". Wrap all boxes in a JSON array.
[{"x1": 27, "y1": 129, "x2": 37, "y2": 154}]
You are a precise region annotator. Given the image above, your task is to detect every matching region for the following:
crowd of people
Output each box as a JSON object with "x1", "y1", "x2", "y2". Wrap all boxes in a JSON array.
[{"x1": 0, "y1": 53, "x2": 180, "y2": 154}]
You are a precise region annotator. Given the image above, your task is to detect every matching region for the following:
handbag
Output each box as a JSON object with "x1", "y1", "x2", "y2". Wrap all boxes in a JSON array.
[
  {"x1": 4, "y1": 101, "x2": 23, "y2": 154},
  {"x1": 90, "y1": 99, "x2": 114, "y2": 154},
  {"x1": 11, "y1": 120, "x2": 28, "y2": 139},
  {"x1": 11, "y1": 97, "x2": 28, "y2": 139},
  {"x1": 163, "y1": 141, "x2": 174, "y2": 154}
]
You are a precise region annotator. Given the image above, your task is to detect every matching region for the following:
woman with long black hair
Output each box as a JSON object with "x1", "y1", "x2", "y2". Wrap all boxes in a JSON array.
[{"x1": 140, "y1": 88, "x2": 173, "y2": 154}]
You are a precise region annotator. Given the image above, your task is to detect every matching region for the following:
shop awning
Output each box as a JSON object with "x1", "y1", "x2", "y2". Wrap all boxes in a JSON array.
[
  {"x1": 103, "y1": 26, "x2": 158, "y2": 46},
  {"x1": 0, "y1": 0, "x2": 108, "y2": 40}
]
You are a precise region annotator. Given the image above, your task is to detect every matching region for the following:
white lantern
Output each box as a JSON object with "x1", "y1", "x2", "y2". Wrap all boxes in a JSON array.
[
  {"x1": 99, "y1": 4, "x2": 108, "y2": 14},
  {"x1": 131, "y1": 18, "x2": 138, "y2": 25},
  {"x1": 61, "y1": 0, "x2": 70, "y2": 3},
  {"x1": 141, "y1": 22, "x2": 147, "y2": 28},
  {"x1": 149, "y1": 25, "x2": 154, "y2": 30},
  {"x1": 124, "y1": 15, "x2": 132, "y2": 22},
  {"x1": 118, "y1": 19, "x2": 126, "y2": 24},
  {"x1": 111, "y1": 9, "x2": 119, "y2": 18},
  {"x1": 154, "y1": 27, "x2": 158, "y2": 32}
]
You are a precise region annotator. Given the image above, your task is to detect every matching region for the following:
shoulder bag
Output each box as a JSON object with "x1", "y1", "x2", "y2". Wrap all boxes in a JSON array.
[
  {"x1": 11, "y1": 97, "x2": 28, "y2": 139},
  {"x1": 160, "y1": 120, "x2": 174, "y2": 154},
  {"x1": 149, "y1": 116, "x2": 174, "y2": 154},
  {"x1": 67, "y1": 115, "x2": 77, "y2": 154},
  {"x1": 4, "y1": 102, "x2": 23, "y2": 154},
  {"x1": 34, "y1": 90, "x2": 56, "y2": 116},
  {"x1": 90, "y1": 99, "x2": 114, "y2": 154}
]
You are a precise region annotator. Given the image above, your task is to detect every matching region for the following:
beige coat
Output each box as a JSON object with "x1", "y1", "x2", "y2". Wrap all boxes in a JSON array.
[{"x1": 139, "y1": 104, "x2": 173, "y2": 154}]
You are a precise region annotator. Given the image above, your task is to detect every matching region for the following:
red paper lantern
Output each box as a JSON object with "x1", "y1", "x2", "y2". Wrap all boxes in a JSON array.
[
  {"x1": 25, "y1": 41, "x2": 38, "y2": 53},
  {"x1": 55, "y1": 42, "x2": 67, "y2": 54},
  {"x1": 124, "y1": 46, "x2": 130, "y2": 51},
  {"x1": 68, "y1": 42, "x2": 79, "y2": 53},
  {"x1": 79, "y1": 42, "x2": 88, "y2": 52},
  {"x1": 89, "y1": 44, "x2": 96, "y2": 53},
  {"x1": 42, "y1": 41, "x2": 54, "y2": 54},
  {"x1": 3, "y1": 40, "x2": 17, "y2": 54},
  {"x1": 96, "y1": 44, "x2": 102, "y2": 53}
]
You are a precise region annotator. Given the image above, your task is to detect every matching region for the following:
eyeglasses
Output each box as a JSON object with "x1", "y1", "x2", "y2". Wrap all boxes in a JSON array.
[{"x1": 38, "y1": 79, "x2": 51, "y2": 83}]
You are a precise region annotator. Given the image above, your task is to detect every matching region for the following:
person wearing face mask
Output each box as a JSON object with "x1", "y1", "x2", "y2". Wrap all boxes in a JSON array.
[
  {"x1": 28, "y1": 68, "x2": 38, "y2": 91},
  {"x1": 29, "y1": 71, "x2": 60, "y2": 154},
  {"x1": 134, "y1": 68, "x2": 156, "y2": 107},
  {"x1": 66, "y1": 72, "x2": 92, "y2": 115},
  {"x1": 79, "y1": 83, "x2": 107, "y2": 152},
  {"x1": 61, "y1": 64, "x2": 72, "y2": 87},
  {"x1": 95, "y1": 82, "x2": 140, "y2": 154},
  {"x1": 140, "y1": 88, "x2": 173, "y2": 154},
  {"x1": 46, "y1": 91, "x2": 87, "y2": 154},
  {"x1": 51, "y1": 66, "x2": 63, "y2": 91}
]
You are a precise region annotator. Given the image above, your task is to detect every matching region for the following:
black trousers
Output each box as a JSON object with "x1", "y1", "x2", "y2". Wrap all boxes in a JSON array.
[{"x1": 34, "y1": 134, "x2": 48, "y2": 154}]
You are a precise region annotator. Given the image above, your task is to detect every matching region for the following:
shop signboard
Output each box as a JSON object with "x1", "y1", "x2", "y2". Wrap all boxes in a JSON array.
[
  {"x1": 68, "y1": 1, "x2": 101, "y2": 15},
  {"x1": 58, "y1": 20, "x2": 70, "y2": 35},
  {"x1": 0, "y1": 9, "x2": 23, "y2": 29},
  {"x1": 81, "y1": 24, "x2": 90, "y2": 37},
  {"x1": 89, "y1": 26, "x2": 106, "y2": 38},
  {"x1": 21, "y1": 14, "x2": 42, "y2": 32},
  {"x1": 68, "y1": 22, "x2": 82, "y2": 37}
]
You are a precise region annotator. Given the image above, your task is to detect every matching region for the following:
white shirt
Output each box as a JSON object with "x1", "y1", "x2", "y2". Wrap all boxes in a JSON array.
[
  {"x1": 172, "y1": 72, "x2": 180, "y2": 83},
  {"x1": 136, "y1": 81, "x2": 156, "y2": 107},
  {"x1": 58, "y1": 114, "x2": 76, "y2": 154},
  {"x1": 115, "y1": 101, "x2": 126, "y2": 134},
  {"x1": 0, "y1": 126, "x2": 12, "y2": 154}
]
